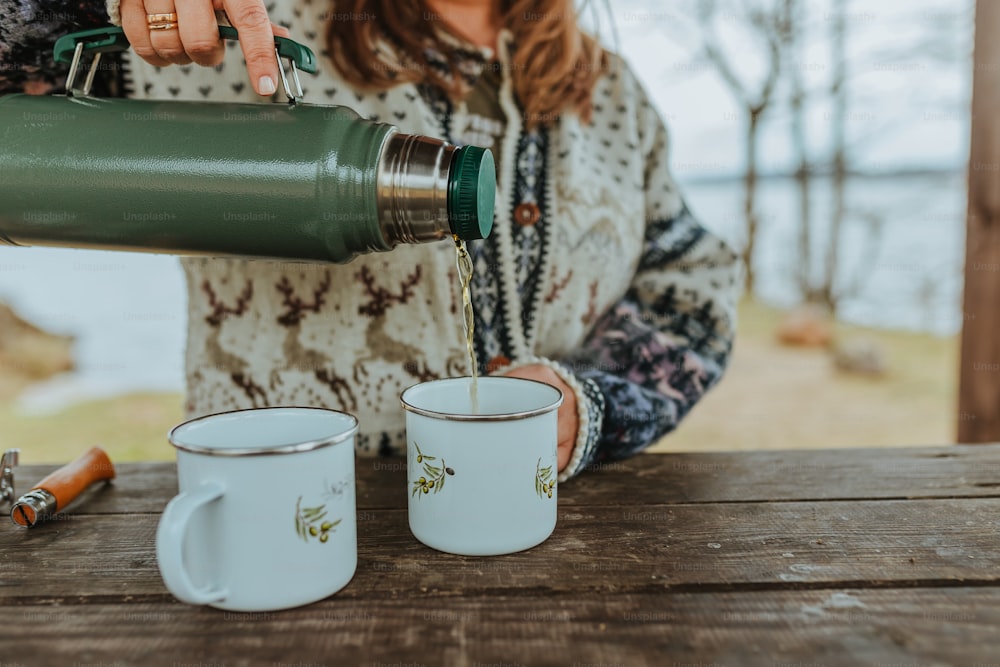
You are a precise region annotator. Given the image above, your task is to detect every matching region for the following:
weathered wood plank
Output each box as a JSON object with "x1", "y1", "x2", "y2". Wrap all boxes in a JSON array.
[
  {"x1": 3, "y1": 588, "x2": 1000, "y2": 666},
  {"x1": 564, "y1": 445, "x2": 1000, "y2": 505},
  {"x1": 3, "y1": 498, "x2": 999, "y2": 602},
  {"x1": 10, "y1": 445, "x2": 1000, "y2": 516}
]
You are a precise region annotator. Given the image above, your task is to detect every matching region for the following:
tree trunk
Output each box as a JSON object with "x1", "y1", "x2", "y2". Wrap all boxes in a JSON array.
[
  {"x1": 823, "y1": 0, "x2": 848, "y2": 312},
  {"x1": 958, "y1": 0, "x2": 1000, "y2": 442},
  {"x1": 742, "y1": 108, "x2": 761, "y2": 294},
  {"x1": 788, "y1": 1, "x2": 812, "y2": 300}
]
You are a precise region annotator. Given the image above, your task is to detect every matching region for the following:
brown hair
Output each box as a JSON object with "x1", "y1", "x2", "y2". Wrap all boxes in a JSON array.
[{"x1": 325, "y1": 0, "x2": 608, "y2": 128}]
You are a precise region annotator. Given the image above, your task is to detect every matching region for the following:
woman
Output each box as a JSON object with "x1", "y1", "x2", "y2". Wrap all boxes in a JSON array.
[{"x1": 12, "y1": 0, "x2": 740, "y2": 480}]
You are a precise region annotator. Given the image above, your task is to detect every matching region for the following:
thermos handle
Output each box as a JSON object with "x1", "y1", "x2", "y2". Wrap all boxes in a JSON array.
[{"x1": 53, "y1": 25, "x2": 317, "y2": 101}]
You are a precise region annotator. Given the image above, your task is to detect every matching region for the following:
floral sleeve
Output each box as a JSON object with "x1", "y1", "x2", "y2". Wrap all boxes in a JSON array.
[
  {"x1": 0, "y1": 0, "x2": 113, "y2": 95},
  {"x1": 556, "y1": 82, "x2": 741, "y2": 480}
]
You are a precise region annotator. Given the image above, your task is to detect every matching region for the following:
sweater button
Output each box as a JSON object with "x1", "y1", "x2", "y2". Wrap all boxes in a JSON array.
[{"x1": 514, "y1": 202, "x2": 541, "y2": 226}]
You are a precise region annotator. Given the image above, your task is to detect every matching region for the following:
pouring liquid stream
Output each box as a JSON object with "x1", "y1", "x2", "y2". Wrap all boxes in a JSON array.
[{"x1": 454, "y1": 237, "x2": 480, "y2": 414}]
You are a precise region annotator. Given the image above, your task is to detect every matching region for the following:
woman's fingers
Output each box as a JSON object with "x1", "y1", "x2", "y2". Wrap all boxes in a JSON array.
[
  {"x1": 221, "y1": 0, "x2": 281, "y2": 96},
  {"x1": 557, "y1": 438, "x2": 574, "y2": 471},
  {"x1": 123, "y1": 0, "x2": 286, "y2": 92},
  {"x1": 556, "y1": 384, "x2": 578, "y2": 471},
  {"x1": 121, "y1": 0, "x2": 171, "y2": 67},
  {"x1": 144, "y1": 0, "x2": 192, "y2": 65},
  {"x1": 501, "y1": 363, "x2": 580, "y2": 471},
  {"x1": 176, "y1": 0, "x2": 225, "y2": 67}
]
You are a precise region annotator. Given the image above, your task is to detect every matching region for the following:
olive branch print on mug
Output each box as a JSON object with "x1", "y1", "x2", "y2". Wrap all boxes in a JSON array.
[
  {"x1": 294, "y1": 496, "x2": 342, "y2": 543},
  {"x1": 411, "y1": 442, "x2": 455, "y2": 498},
  {"x1": 535, "y1": 458, "x2": 555, "y2": 499}
]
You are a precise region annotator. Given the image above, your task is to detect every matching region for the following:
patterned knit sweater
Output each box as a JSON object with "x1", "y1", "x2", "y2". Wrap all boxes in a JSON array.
[
  {"x1": 1, "y1": 3, "x2": 740, "y2": 480},
  {"x1": 0, "y1": 1, "x2": 121, "y2": 94}
]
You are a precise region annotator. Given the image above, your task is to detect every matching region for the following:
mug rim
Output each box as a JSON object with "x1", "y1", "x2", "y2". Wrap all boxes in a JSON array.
[
  {"x1": 400, "y1": 376, "x2": 563, "y2": 422},
  {"x1": 168, "y1": 406, "x2": 359, "y2": 457}
]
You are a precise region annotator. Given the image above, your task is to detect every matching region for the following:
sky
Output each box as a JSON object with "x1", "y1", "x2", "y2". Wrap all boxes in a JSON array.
[{"x1": 591, "y1": 0, "x2": 975, "y2": 178}]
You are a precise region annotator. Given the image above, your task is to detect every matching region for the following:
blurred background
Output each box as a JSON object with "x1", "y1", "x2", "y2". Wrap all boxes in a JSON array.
[{"x1": 0, "y1": 0, "x2": 976, "y2": 461}]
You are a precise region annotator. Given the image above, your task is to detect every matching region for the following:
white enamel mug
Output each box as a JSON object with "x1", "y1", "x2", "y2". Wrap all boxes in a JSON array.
[
  {"x1": 157, "y1": 407, "x2": 358, "y2": 612},
  {"x1": 401, "y1": 376, "x2": 563, "y2": 556}
]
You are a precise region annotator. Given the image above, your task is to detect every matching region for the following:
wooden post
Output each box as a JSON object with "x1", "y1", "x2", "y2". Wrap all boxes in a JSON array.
[{"x1": 958, "y1": 0, "x2": 1000, "y2": 442}]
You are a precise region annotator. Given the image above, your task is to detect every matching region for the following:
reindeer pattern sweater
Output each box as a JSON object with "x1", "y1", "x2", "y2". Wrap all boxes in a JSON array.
[{"x1": 3, "y1": 2, "x2": 740, "y2": 480}]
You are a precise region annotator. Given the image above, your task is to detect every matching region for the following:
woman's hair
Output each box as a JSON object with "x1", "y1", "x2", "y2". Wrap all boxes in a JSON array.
[{"x1": 326, "y1": 0, "x2": 608, "y2": 127}]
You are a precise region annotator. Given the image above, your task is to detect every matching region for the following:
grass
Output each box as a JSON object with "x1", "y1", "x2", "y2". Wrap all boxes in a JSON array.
[
  {"x1": 6, "y1": 392, "x2": 182, "y2": 464},
  {"x1": 652, "y1": 299, "x2": 959, "y2": 452},
  {"x1": 4, "y1": 298, "x2": 959, "y2": 464}
]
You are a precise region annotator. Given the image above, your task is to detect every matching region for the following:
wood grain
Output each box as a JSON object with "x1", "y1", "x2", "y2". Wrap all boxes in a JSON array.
[
  {"x1": 5, "y1": 447, "x2": 1000, "y2": 665},
  {"x1": 3, "y1": 498, "x2": 999, "y2": 602},
  {"x1": 10, "y1": 445, "x2": 1000, "y2": 517},
  {"x1": 3, "y1": 588, "x2": 1000, "y2": 666}
]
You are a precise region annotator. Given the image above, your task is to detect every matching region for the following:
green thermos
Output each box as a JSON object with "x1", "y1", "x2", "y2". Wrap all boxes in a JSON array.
[{"x1": 0, "y1": 27, "x2": 495, "y2": 262}]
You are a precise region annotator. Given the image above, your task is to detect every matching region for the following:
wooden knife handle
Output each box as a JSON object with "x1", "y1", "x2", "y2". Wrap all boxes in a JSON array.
[{"x1": 34, "y1": 447, "x2": 115, "y2": 511}]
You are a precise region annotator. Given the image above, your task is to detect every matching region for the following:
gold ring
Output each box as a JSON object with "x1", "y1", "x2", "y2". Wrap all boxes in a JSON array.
[
  {"x1": 148, "y1": 22, "x2": 178, "y2": 31},
  {"x1": 146, "y1": 12, "x2": 178, "y2": 23}
]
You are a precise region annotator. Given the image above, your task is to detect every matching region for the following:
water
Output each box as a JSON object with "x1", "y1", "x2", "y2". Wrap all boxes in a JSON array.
[
  {"x1": 0, "y1": 248, "x2": 186, "y2": 411},
  {"x1": 0, "y1": 172, "x2": 966, "y2": 408},
  {"x1": 682, "y1": 172, "x2": 967, "y2": 336}
]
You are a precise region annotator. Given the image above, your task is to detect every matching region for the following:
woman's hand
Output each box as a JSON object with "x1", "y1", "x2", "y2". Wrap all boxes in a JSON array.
[
  {"x1": 502, "y1": 364, "x2": 578, "y2": 472},
  {"x1": 120, "y1": 0, "x2": 291, "y2": 96}
]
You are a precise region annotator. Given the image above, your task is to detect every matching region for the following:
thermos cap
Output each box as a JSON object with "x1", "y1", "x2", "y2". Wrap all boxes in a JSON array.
[{"x1": 447, "y1": 146, "x2": 496, "y2": 241}]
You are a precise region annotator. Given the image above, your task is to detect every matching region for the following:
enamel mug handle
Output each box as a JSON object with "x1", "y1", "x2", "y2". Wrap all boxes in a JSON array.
[{"x1": 156, "y1": 481, "x2": 228, "y2": 605}]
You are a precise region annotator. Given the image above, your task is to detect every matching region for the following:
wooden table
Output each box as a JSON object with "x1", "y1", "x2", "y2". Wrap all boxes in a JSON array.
[{"x1": 2, "y1": 446, "x2": 1000, "y2": 666}]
